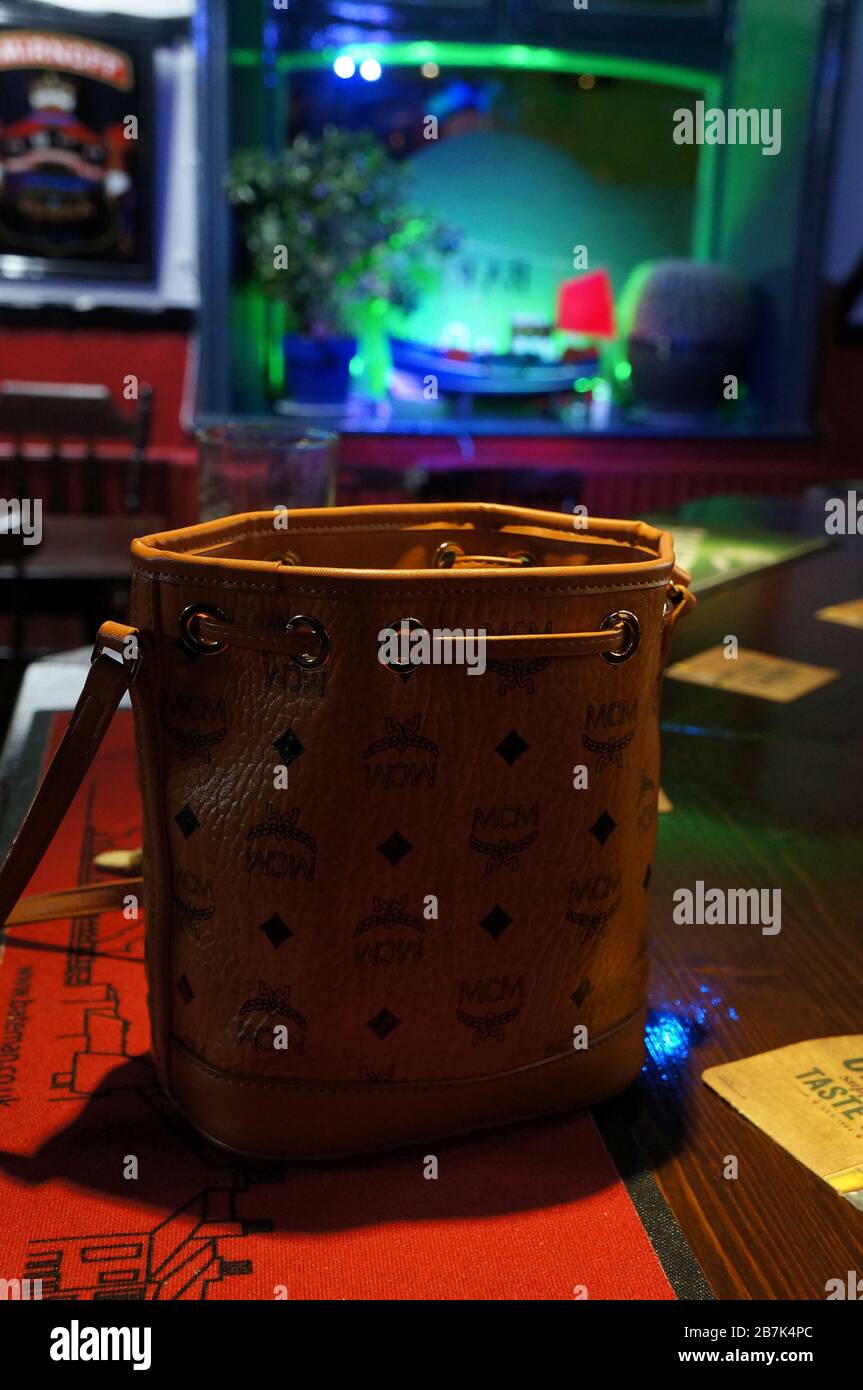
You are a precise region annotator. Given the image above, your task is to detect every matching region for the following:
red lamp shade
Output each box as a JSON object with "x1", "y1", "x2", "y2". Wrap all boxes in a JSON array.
[{"x1": 556, "y1": 270, "x2": 615, "y2": 338}]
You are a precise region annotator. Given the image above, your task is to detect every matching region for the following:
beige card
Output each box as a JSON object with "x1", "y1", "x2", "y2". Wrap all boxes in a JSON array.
[
  {"x1": 703, "y1": 1037, "x2": 863, "y2": 1206},
  {"x1": 816, "y1": 597, "x2": 863, "y2": 630},
  {"x1": 666, "y1": 646, "x2": 839, "y2": 702}
]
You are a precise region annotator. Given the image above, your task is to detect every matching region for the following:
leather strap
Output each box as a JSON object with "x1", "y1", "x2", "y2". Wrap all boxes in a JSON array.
[
  {"x1": 4, "y1": 877, "x2": 144, "y2": 926},
  {"x1": 197, "y1": 614, "x2": 629, "y2": 660},
  {"x1": 0, "y1": 622, "x2": 138, "y2": 930}
]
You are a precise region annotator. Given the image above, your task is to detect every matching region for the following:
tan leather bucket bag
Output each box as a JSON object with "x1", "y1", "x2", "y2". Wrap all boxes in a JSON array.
[{"x1": 0, "y1": 503, "x2": 694, "y2": 1159}]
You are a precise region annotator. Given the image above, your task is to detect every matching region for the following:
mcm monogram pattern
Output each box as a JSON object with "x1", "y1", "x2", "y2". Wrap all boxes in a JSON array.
[
  {"x1": 163, "y1": 721, "x2": 227, "y2": 765},
  {"x1": 246, "y1": 804, "x2": 316, "y2": 852},
  {"x1": 363, "y1": 716, "x2": 440, "y2": 790},
  {"x1": 567, "y1": 870, "x2": 622, "y2": 945},
  {"x1": 234, "y1": 981, "x2": 308, "y2": 1052},
  {"x1": 485, "y1": 621, "x2": 552, "y2": 696},
  {"x1": 582, "y1": 728, "x2": 634, "y2": 772},
  {"x1": 245, "y1": 806, "x2": 318, "y2": 880},
  {"x1": 167, "y1": 656, "x2": 652, "y2": 1073},
  {"x1": 469, "y1": 829, "x2": 537, "y2": 872},
  {"x1": 262, "y1": 656, "x2": 327, "y2": 698},
  {"x1": 353, "y1": 896, "x2": 423, "y2": 937},
  {"x1": 173, "y1": 895, "x2": 215, "y2": 938},
  {"x1": 566, "y1": 899, "x2": 621, "y2": 941},
  {"x1": 162, "y1": 693, "x2": 228, "y2": 767},
  {"x1": 365, "y1": 716, "x2": 439, "y2": 759},
  {"x1": 456, "y1": 1001, "x2": 524, "y2": 1044},
  {"x1": 583, "y1": 699, "x2": 639, "y2": 773},
  {"x1": 487, "y1": 656, "x2": 550, "y2": 696}
]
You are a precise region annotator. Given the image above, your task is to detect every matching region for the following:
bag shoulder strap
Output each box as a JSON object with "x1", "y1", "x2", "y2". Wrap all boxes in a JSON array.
[{"x1": 0, "y1": 623, "x2": 139, "y2": 928}]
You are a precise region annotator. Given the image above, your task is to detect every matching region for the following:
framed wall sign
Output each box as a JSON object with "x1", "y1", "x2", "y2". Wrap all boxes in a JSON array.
[{"x1": 0, "y1": 16, "x2": 154, "y2": 281}]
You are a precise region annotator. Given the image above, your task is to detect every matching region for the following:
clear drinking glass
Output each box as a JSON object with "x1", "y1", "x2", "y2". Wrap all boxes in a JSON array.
[{"x1": 197, "y1": 422, "x2": 338, "y2": 521}]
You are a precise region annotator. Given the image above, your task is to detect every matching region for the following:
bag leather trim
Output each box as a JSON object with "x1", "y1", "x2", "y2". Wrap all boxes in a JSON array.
[{"x1": 168, "y1": 1007, "x2": 645, "y2": 1096}]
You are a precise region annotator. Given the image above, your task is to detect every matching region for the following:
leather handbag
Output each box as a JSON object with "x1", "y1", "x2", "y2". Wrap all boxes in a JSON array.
[{"x1": 0, "y1": 503, "x2": 694, "y2": 1160}]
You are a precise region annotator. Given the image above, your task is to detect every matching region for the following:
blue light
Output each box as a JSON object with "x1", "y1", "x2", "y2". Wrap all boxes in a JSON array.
[
  {"x1": 359, "y1": 58, "x2": 383, "y2": 82},
  {"x1": 644, "y1": 1012, "x2": 691, "y2": 1071},
  {"x1": 334, "y1": 56, "x2": 356, "y2": 79}
]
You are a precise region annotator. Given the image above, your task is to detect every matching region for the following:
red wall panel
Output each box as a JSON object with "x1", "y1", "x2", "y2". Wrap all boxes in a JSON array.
[{"x1": 0, "y1": 328, "x2": 193, "y2": 448}]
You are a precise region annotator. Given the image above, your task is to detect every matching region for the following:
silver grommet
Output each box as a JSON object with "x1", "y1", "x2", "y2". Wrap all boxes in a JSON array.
[
  {"x1": 599, "y1": 609, "x2": 641, "y2": 664},
  {"x1": 265, "y1": 549, "x2": 301, "y2": 566},
  {"x1": 382, "y1": 616, "x2": 426, "y2": 675},
  {"x1": 179, "y1": 604, "x2": 229, "y2": 655},
  {"x1": 285, "y1": 613, "x2": 331, "y2": 670},
  {"x1": 432, "y1": 542, "x2": 459, "y2": 569}
]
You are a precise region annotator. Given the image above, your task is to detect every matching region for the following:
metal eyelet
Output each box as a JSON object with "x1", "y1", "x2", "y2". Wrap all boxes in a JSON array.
[
  {"x1": 432, "y1": 542, "x2": 459, "y2": 569},
  {"x1": 599, "y1": 609, "x2": 641, "y2": 664},
  {"x1": 264, "y1": 549, "x2": 301, "y2": 566},
  {"x1": 285, "y1": 613, "x2": 331, "y2": 670},
  {"x1": 382, "y1": 616, "x2": 426, "y2": 675},
  {"x1": 179, "y1": 604, "x2": 229, "y2": 655},
  {"x1": 511, "y1": 549, "x2": 538, "y2": 566},
  {"x1": 664, "y1": 583, "x2": 686, "y2": 617}
]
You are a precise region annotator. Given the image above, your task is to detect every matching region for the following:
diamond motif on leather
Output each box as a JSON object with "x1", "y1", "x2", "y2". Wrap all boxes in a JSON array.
[
  {"x1": 495, "y1": 728, "x2": 529, "y2": 766},
  {"x1": 258, "y1": 912, "x2": 293, "y2": 948},
  {"x1": 176, "y1": 973, "x2": 195, "y2": 1004},
  {"x1": 588, "y1": 810, "x2": 617, "y2": 845},
  {"x1": 175, "y1": 803, "x2": 199, "y2": 838},
  {"x1": 480, "y1": 904, "x2": 513, "y2": 940},
  {"x1": 643, "y1": 863, "x2": 652, "y2": 890},
  {"x1": 377, "y1": 830, "x2": 413, "y2": 866},
  {"x1": 571, "y1": 979, "x2": 592, "y2": 1007},
  {"x1": 273, "y1": 726, "x2": 305, "y2": 766},
  {"x1": 366, "y1": 1007, "x2": 401, "y2": 1040}
]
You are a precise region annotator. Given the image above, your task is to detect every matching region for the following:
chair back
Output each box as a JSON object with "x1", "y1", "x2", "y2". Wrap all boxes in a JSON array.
[{"x1": 0, "y1": 380, "x2": 153, "y2": 514}]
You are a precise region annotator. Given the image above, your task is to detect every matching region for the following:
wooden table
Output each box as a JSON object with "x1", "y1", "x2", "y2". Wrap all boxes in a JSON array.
[{"x1": 610, "y1": 511, "x2": 863, "y2": 1298}]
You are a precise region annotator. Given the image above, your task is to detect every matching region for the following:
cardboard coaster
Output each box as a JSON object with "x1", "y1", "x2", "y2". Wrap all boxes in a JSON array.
[
  {"x1": 816, "y1": 598, "x2": 863, "y2": 630},
  {"x1": 703, "y1": 1037, "x2": 863, "y2": 1207},
  {"x1": 666, "y1": 646, "x2": 839, "y2": 703}
]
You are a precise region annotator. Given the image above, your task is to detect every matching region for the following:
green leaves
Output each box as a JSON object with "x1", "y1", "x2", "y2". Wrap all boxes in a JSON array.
[{"x1": 225, "y1": 129, "x2": 458, "y2": 337}]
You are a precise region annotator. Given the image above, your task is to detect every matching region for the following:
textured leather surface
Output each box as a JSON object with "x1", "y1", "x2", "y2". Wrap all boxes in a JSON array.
[{"x1": 122, "y1": 503, "x2": 692, "y2": 1159}]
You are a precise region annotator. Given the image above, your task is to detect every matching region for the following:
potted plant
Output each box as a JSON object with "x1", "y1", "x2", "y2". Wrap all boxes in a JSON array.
[{"x1": 226, "y1": 128, "x2": 457, "y2": 406}]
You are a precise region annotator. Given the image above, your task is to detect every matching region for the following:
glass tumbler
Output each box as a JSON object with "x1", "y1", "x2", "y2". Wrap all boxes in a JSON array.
[{"x1": 197, "y1": 422, "x2": 338, "y2": 522}]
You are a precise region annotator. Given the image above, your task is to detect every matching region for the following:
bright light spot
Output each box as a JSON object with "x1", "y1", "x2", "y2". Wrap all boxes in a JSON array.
[
  {"x1": 348, "y1": 355, "x2": 365, "y2": 379},
  {"x1": 644, "y1": 1012, "x2": 690, "y2": 1069},
  {"x1": 421, "y1": 62, "x2": 440, "y2": 79},
  {"x1": 333, "y1": 56, "x2": 356, "y2": 79},
  {"x1": 614, "y1": 361, "x2": 633, "y2": 381},
  {"x1": 359, "y1": 58, "x2": 383, "y2": 82},
  {"x1": 578, "y1": 73, "x2": 596, "y2": 91}
]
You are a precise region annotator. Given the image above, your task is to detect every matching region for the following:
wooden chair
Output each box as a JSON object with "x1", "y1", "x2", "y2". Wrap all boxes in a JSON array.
[{"x1": 0, "y1": 381, "x2": 158, "y2": 661}]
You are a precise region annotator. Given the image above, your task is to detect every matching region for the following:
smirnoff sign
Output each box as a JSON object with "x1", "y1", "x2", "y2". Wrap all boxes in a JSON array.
[{"x1": 0, "y1": 31, "x2": 132, "y2": 90}]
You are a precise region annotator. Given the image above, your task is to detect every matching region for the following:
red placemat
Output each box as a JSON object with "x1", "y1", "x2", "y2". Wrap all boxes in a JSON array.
[{"x1": 0, "y1": 712, "x2": 686, "y2": 1300}]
